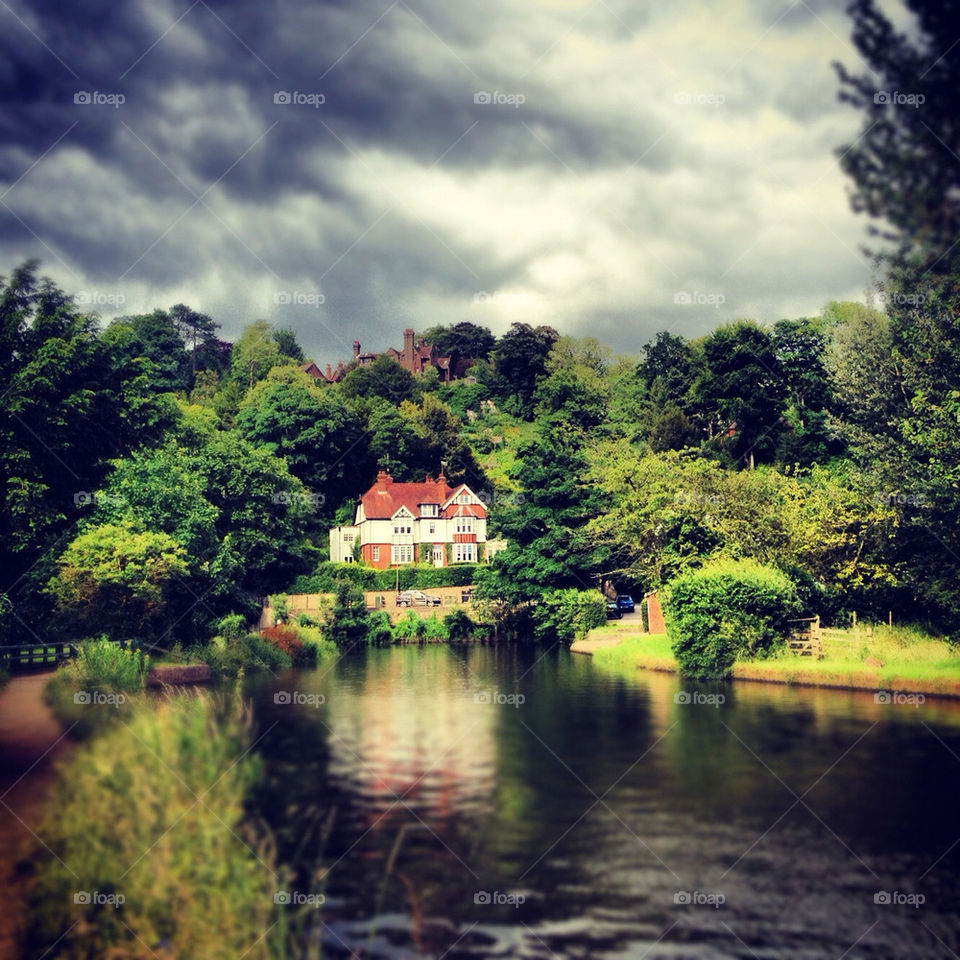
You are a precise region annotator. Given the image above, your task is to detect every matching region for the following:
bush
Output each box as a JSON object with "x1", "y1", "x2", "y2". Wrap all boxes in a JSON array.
[
  {"x1": 665, "y1": 558, "x2": 800, "y2": 678},
  {"x1": 532, "y1": 589, "x2": 607, "y2": 644},
  {"x1": 201, "y1": 633, "x2": 293, "y2": 677},
  {"x1": 390, "y1": 612, "x2": 451, "y2": 643},
  {"x1": 289, "y1": 562, "x2": 479, "y2": 594},
  {"x1": 366, "y1": 611, "x2": 394, "y2": 645},
  {"x1": 70, "y1": 637, "x2": 150, "y2": 693},
  {"x1": 26, "y1": 693, "x2": 279, "y2": 960},
  {"x1": 443, "y1": 608, "x2": 478, "y2": 641}
]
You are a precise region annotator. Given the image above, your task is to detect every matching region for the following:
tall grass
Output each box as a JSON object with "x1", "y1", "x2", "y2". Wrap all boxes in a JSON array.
[
  {"x1": 69, "y1": 637, "x2": 149, "y2": 692},
  {"x1": 26, "y1": 692, "x2": 282, "y2": 960}
]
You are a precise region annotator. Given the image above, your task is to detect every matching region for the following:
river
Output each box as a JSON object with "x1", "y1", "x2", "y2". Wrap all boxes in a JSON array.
[{"x1": 241, "y1": 645, "x2": 960, "y2": 958}]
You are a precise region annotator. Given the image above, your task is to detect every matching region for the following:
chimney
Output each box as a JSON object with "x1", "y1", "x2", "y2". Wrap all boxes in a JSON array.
[
  {"x1": 325, "y1": 363, "x2": 333, "y2": 380},
  {"x1": 353, "y1": 340, "x2": 361, "y2": 358},
  {"x1": 376, "y1": 469, "x2": 392, "y2": 485},
  {"x1": 403, "y1": 327, "x2": 415, "y2": 369}
]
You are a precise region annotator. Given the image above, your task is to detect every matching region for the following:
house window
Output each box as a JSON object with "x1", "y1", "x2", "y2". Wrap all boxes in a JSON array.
[
  {"x1": 372, "y1": 546, "x2": 380, "y2": 562},
  {"x1": 420, "y1": 504, "x2": 438, "y2": 517},
  {"x1": 393, "y1": 524, "x2": 412, "y2": 535},
  {"x1": 458, "y1": 494, "x2": 470, "y2": 504},
  {"x1": 392, "y1": 545, "x2": 414, "y2": 565},
  {"x1": 343, "y1": 533, "x2": 354, "y2": 543},
  {"x1": 453, "y1": 543, "x2": 476, "y2": 563},
  {"x1": 428, "y1": 523, "x2": 435, "y2": 535},
  {"x1": 456, "y1": 517, "x2": 474, "y2": 534}
]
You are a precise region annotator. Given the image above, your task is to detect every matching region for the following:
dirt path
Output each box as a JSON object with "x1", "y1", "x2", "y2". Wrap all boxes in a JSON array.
[{"x1": 0, "y1": 672, "x2": 68, "y2": 958}]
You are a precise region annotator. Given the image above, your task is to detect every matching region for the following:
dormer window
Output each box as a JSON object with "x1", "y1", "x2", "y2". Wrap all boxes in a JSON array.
[{"x1": 420, "y1": 503, "x2": 438, "y2": 517}]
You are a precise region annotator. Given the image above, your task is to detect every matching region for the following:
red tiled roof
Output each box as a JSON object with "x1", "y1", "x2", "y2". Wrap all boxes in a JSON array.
[
  {"x1": 360, "y1": 473, "x2": 450, "y2": 519},
  {"x1": 359, "y1": 473, "x2": 486, "y2": 520}
]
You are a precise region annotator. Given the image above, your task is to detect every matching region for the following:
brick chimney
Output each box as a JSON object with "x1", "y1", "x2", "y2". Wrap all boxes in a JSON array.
[
  {"x1": 325, "y1": 363, "x2": 333, "y2": 380},
  {"x1": 353, "y1": 340, "x2": 361, "y2": 358},
  {"x1": 376, "y1": 469, "x2": 393, "y2": 485},
  {"x1": 403, "y1": 327, "x2": 415, "y2": 370}
]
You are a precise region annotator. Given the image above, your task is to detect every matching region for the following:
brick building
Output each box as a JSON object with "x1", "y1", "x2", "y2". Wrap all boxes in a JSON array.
[
  {"x1": 304, "y1": 328, "x2": 453, "y2": 384},
  {"x1": 329, "y1": 470, "x2": 502, "y2": 568}
]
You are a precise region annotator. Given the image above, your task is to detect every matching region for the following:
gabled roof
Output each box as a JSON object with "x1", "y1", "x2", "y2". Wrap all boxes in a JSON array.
[{"x1": 357, "y1": 472, "x2": 487, "y2": 520}]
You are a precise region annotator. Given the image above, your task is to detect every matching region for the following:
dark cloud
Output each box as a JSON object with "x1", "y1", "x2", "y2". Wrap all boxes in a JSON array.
[{"x1": 0, "y1": 0, "x2": 878, "y2": 361}]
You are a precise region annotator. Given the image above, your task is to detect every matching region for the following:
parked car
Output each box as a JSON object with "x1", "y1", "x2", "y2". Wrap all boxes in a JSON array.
[
  {"x1": 396, "y1": 590, "x2": 442, "y2": 607},
  {"x1": 617, "y1": 595, "x2": 635, "y2": 613},
  {"x1": 606, "y1": 601, "x2": 623, "y2": 620}
]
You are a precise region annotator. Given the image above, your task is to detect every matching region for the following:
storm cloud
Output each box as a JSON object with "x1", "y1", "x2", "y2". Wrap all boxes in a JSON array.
[{"x1": 1, "y1": 0, "x2": 880, "y2": 362}]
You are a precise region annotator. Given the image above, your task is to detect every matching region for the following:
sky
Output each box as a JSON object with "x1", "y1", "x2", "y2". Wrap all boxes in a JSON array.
[{"x1": 0, "y1": 0, "x2": 898, "y2": 365}]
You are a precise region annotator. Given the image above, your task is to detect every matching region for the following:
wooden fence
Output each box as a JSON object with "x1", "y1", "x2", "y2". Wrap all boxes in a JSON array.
[
  {"x1": 0, "y1": 642, "x2": 78, "y2": 672},
  {"x1": 786, "y1": 616, "x2": 823, "y2": 658}
]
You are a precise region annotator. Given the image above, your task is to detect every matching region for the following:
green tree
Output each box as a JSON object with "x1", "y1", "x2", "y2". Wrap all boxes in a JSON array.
[
  {"x1": 339, "y1": 354, "x2": 421, "y2": 405},
  {"x1": 47, "y1": 523, "x2": 189, "y2": 640},
  {"x1": 272, "y1": 326, "x2": 305, "y2": 363},
  {"x1": 491, "y1": 322, "x2": 559, "y2": 419},
  {"x1": 231, "y1": 321, "x2": 281, "y2": 389}
]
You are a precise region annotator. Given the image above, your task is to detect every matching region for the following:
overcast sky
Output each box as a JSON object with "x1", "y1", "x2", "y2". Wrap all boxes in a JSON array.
[{"x1": 0, "y1": 0, "x2": 896, "y2": 363}]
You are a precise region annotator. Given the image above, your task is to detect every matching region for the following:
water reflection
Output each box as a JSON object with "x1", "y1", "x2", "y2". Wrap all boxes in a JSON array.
[{"x1": 246, "y1": 646, "x2": 960, "y2": 959}]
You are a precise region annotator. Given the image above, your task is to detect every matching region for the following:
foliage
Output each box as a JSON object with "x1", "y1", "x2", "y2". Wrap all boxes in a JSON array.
[
  {"x1": 443, "y1": 608, "x2": 479, "y2": 640},
  {"x1": 391, "y1": 611, "x2": 449, "y2": 642},
  {"x1": 26, "y1": 693, "x2": 278, "y2": 960},
  {"x1": 290, "y1": 562, "x2": 478, "y2": 594},
  {"x1": 531, "y1": 589, "x2": 607, "y2": 644},
  {"x1": 665, "y1": 559, "x2": 800, "y2": 678},
  {"x1": 46, "y1": 524, "x2": 189, "y2": 641},
  {"x1": 326, "y1": 579, "x2": 373, "y2": 646},
  {"x1": 68, "y1": 637, "x2": 150, "y2": 693}
]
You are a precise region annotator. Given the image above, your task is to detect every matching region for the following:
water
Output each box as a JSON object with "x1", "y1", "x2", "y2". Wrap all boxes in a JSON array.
[{"x1": 246, "y1": 646, "x2": 960, "y2": 958}]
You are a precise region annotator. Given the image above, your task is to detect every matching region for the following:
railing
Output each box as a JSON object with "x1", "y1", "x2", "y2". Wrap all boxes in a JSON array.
[{"x1": 1, "y1": 642, "x2": 79, "y2": 671}]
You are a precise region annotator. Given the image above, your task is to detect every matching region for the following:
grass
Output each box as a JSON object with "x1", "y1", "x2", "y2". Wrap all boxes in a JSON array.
[
  {"x1": 587, "y1": 622, "x2": 960, "y2": 695},
  {"x1": 26, "y1": 691, "x2": 284, "y2": 960}
]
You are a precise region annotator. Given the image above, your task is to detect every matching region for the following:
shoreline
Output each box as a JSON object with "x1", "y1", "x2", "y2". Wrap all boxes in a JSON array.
[{"x1": 571, "y1": 631, "x2": 960, "y2": 700}]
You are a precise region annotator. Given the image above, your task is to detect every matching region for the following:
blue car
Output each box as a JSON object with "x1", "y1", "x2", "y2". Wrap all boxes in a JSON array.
[{"x1": 617, "y1": 595, "x2": 635, "y2": 613}]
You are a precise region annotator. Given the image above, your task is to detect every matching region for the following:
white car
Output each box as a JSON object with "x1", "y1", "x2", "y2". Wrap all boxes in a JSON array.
[{"x1": 396, "y1": 590, "x2": 442, "y2": 607}]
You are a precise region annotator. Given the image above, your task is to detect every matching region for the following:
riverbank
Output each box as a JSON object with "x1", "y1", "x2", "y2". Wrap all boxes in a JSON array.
[{"x1": 573, "y1": 625, "x2": 960, "y2": 698}]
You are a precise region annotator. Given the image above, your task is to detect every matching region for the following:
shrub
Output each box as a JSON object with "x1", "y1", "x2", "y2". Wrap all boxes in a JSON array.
[
  {"x1": 260, "y1": 625, "x2": 303, "y2": 659},
  {"x1": 443, "y1": 608, "x2": 478, "y2": 640},
  {"x1": 201, "y1": 633, "x2": 293, "y2": 677},
  {"x1": 70, "y1": 637, "x2": 150, "y2": 693},
  {"x1": 289, "y1": 562, "x2": 478, "y2": 594},
  {"x1": 532, "y1": 589, "x2": 607, "y2": 644},
  {"x1": 26, "y1": 693, "x2": 278, "y2": 960},
  {"x1": 326, "y1": 579, "x2": 372, "y2": 646},
  {"x1": 366, "y1": 611, "x2": 394, "y2": 645},
  {"x1": 217, "y1": 613, "x2": 249, "y2": 641},
  {"x1": 665, "y1": 558, "x2": 800, "y2": 678}
]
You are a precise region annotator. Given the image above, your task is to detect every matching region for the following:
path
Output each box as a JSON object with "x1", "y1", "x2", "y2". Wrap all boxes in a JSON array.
[{"x1": 0, "y1": 671, "x2": 69, "y2": 957}]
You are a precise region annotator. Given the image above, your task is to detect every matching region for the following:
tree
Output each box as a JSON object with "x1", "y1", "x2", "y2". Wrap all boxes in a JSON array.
[
  {"x1": 491, "y1": 322, "x2": 559, "y2": 419},
  {"x1": 47, "y1": 523, "x2": 189, "y2": 640},
  {"x1": 170, "y1": 303, "x2": 219, "y2": 380},
  {"x1": 272, "y1": 326, "x2": 305, "y2": 363},
  {"x1": 236, "y1": 367, "x2": 367, "y2": 513},
  {"x1": 835, "y1": 0, "x2": 960, "y2": 279},
  {"x1": 231, "y1": 321, "x2": 281, "y2": 389},
  {"x1": 339, "y1": 354, "x2": 420, "y2": 405},
  {"x1": 104, "y1": 310, "x2": 190, "y2": 393},
  {"x1": 692, "y1": 321, "x2": 786, "y2": 468},
  {"x1": 422, "y1": 321, "x2": 495, "y2": 375}
]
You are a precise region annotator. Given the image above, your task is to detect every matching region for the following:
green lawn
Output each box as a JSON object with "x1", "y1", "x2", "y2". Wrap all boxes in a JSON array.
[{"x1": 587, "y1": 623, "x2": 960, "y2": 694}]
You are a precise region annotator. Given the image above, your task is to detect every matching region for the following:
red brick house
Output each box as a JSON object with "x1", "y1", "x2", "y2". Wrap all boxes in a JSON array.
[{"x1": 329, "y1": 470, "x2": 504, "y2": 568}]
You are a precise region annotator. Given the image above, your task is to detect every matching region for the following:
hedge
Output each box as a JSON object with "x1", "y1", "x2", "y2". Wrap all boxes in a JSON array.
[
  {"x1": 289, "y1": 562, "x2": 479, "y2": 594},
  {"x1": 665, "y1": 558, "x2": 799, "y2": 679}
]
